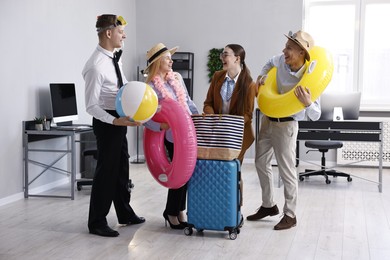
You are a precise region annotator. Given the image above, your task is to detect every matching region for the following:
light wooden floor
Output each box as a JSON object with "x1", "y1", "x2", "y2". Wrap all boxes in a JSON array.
[{"x1": 1, "y1": 163, "x2": 390, "y2": 260}]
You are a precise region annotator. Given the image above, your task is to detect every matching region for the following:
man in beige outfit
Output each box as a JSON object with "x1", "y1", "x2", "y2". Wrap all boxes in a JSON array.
[{"x1": 247, "y1": 30, "x2": 321, "y2": 230}]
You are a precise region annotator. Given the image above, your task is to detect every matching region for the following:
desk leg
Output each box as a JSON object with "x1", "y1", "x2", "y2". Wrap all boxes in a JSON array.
[
  {"x1": 379, "y1": 126, "x2": 383, "y2": 193},
  {"x1": 71, "y1": 135, "x2": 76, "y2": 200},
  {"x1": 24, "y1": 133, "x2": 29, "y2": 198}
]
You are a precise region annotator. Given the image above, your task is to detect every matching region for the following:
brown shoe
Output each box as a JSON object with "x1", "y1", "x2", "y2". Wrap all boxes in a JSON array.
[
  {"x1": 246, "y1": 205, "x2": 279, "y2": 221},
  {"x1": 274, "y1": 215, "x2": 297, "y2": 230}
]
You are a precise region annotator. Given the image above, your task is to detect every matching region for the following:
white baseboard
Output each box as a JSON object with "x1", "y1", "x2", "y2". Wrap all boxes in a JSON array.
[
  {"x1": 0, "y1": 192, "x2": 24, "y2": 207},
  {"x1": 130, "y1": 154, "x2": 145, "y2": 162},
  {"x1": 0, "y1": 177, "x2": 70, "y2": 207}
]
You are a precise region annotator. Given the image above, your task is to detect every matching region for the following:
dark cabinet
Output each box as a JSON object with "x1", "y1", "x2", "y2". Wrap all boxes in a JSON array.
[{"x1": 172, "y1": 52, "x2": 194, "y2": 99}]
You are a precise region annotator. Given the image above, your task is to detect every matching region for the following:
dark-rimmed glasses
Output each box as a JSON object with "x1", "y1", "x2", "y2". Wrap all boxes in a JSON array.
[{"x1": 220, "y1": 52, "x2": 234, "y2": 59}]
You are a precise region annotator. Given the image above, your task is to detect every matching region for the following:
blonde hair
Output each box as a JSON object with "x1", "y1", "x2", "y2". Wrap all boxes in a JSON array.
[{"x1": 145, "y1": 58, "x2": 162, "y2": 83}]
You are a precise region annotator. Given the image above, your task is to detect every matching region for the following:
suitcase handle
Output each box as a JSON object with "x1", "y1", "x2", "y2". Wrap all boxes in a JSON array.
[{"x1": 235, "y1": 159, "x2": 241, "y2": 211}]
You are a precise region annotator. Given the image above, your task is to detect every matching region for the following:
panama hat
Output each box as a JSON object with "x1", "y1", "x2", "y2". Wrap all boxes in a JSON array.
[
  {"x1": 144, "y1": 43, "x2": 178, "y2": 72},
  {"x1": 284, "y1": 30, "x2": 314, "y2": 61}
]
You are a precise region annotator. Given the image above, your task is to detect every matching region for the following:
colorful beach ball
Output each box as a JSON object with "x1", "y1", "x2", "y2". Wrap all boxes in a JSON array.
[{"x1": 115, "y1": 81, "x2": 158, "y2": 123}]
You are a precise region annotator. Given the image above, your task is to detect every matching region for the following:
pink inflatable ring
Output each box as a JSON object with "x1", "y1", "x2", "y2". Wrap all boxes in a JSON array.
[{"x1": 143, "y1": 99, "x2": 197, "y2": 189}]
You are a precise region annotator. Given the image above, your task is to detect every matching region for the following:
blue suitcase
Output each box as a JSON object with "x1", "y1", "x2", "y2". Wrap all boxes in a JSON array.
[{"x1": 184, "y1": 159, "x2": 243, "y2": 240}]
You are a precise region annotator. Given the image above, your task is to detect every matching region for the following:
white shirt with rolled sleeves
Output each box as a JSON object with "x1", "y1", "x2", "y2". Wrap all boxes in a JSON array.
[{"x1": 82, "y1": 44, "x2": 127, "y2": 124}]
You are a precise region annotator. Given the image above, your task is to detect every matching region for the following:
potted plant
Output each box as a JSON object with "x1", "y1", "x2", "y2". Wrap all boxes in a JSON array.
[
  {"x1": 33, "y1": 117, "x2": 44, "y2": 131},
  {"x1": 207, "y1": 48, "x2": 223, "y2": 82}
]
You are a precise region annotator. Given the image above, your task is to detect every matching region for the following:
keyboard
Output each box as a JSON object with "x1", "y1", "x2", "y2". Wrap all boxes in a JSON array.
[{"x1": 54, "y1": 125, "x2": 91, "y2": 131}]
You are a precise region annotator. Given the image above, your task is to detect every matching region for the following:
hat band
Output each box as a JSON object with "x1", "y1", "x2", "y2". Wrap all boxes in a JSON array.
[{"x1": 148, "y1": 47, "x2": 168, "y2": 63}]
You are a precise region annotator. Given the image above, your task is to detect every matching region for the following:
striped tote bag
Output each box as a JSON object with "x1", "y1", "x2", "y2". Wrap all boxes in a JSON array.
[{"x1": 191, "y1": 114, "x2": 244, "y2": 160}]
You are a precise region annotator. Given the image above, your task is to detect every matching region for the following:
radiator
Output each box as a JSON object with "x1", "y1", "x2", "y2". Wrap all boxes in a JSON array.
[{"x1": 337, "y1": 120, "x2": 390, "y2": 167}]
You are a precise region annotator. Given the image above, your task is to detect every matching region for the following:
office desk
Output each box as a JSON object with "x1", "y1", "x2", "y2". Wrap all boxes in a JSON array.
[
  {"x1": 298, "y1": 120, "x2": 383, "y2": 192},
  {"x1": 23, "y1": 121, "x2": 93, "y2": 200},
  {"x1": 255, "y1": 109, "x2": 384, "y2": 192}
]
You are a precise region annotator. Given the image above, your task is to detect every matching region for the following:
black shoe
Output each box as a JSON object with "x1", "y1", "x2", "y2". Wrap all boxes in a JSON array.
[
  {"x1": 163, "y1": 211, "x2": 185, "y2": 230},
  {"x1": 119, "y1": 214, "x2": 146, "y2": 225},
  {"x1": 274, "y1": 214, "x2": 297, "y2": 230},
  {"x1": 179, "y1": 220, "x2": 189, "y2": 227},
  {"x1": 89, "y1": 226, "x2": 119, "y2": 237},
  {"x1": 246, "y1": 205, "x2": 280, "y2": 221},
  {"x1": 178, "y1": 211, "x2": 188, "y2": 227}
]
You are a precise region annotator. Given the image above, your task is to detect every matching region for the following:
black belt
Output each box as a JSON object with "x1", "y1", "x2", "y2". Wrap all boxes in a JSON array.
[
  {"x1": 105, "y1": 110, "x2": 120, "y2": 117},
  {"x1": 268, "y1": 116, "x2": 294, "y2": 122}
]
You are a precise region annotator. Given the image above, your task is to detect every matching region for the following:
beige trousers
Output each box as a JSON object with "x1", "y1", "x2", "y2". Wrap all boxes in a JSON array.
[{"x1": 254, "y1": 116, "x2": 298, "y2": 218}]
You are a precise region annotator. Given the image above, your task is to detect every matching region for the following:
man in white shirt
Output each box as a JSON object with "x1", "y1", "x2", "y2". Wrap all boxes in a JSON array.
[{"x1": 82, "y1": 14, "x2": 145, "y2": 237}]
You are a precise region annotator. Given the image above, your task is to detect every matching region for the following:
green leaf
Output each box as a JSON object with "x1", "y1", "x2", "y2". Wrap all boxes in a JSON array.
[{"x1": 207, "y1": 48, "x2": 223, "y2": 83}]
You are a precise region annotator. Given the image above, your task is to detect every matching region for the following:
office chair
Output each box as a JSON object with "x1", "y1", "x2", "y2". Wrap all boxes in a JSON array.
[
  {"x1": 76, "y1": 148, "x2": 135, "y2": 192},
  {"x1": 299, "y1": 140, "x2": 353, "y2": 184},
  {"x1": 76, "y1": 148, "x2": 97, "y2": 190}
]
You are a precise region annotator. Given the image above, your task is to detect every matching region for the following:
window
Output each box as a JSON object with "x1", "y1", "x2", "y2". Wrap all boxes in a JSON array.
[{"x1": 304, "y1": 0, "x2": 390, "y2": 111}]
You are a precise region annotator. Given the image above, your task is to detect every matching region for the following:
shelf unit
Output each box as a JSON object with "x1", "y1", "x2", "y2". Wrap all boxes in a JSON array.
[{"x1": 172, "y1": 52, "x2": 194, "y2": 99}]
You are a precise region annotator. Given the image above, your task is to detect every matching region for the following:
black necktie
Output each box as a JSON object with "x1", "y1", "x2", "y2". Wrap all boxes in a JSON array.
[{"x1": 113, "y1": 50, "x2": 124, "y2": 88}]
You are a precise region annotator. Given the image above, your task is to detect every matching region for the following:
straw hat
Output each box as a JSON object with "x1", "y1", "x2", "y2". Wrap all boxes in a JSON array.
[
  {"x1": 144, "y1": 43, "x2": 178, "y2": 72},
  {"x1": 284, "y1": 30, "x2": 314, "y2": 61}
]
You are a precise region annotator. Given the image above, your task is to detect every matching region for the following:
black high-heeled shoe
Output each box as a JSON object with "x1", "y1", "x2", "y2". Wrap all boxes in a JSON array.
[
  {"x1": 178, "y1": 211, "x2": 188, "y2": 227},
  {"x1": 179, "y1": 220, "x2": 188, "y2": 227},
  {"x1": 163, "y1": 212, "x2": 185, "y2": 230}
]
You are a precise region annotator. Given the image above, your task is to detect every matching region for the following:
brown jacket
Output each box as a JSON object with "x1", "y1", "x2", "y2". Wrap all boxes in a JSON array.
[{"x1": 203, "y1": 70, "x2": 257, "y2": 163}]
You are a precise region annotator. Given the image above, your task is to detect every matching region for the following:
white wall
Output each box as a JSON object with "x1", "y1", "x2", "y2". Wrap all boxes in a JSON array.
[
  {"x1": 0, "y1": 0, "x2": 305, "y2": 202},
  {"x1": 136, "y1": 0, "x2": 304, "y2": 159},
  {"x1": 0, "y1": 0, "x2": 137, "y2": 201}
]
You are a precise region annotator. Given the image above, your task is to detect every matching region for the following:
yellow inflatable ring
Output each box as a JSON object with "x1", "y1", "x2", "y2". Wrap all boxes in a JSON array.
[{"x1": 257, "y1": 46, "x2": 334, "y2": 118}]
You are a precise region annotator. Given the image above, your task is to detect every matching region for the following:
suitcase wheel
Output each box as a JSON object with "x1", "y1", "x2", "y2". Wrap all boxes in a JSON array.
[
  {"x1": 184, "y1": 227, "x2": 193, "y2": 236},
  {"x1": 229, "y1": 230, "x2": 238, "y2": 240}
]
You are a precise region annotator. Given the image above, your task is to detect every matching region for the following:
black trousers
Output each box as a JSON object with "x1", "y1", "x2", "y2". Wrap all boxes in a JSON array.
[
  {"x1": 164, "y1": 138, "x2": 187, "y2": 216},
  {"x1": 88, "y1": 112, "x2": 136, "y2": 229}
]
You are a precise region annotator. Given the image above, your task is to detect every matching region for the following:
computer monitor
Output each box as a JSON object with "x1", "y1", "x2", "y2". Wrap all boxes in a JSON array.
[
  {"x1": 319, "y1": 92, "x2": 361, "y2": 121},
  {"x1": 49, "y1": 83, "x2": 78, "y2": 126}
]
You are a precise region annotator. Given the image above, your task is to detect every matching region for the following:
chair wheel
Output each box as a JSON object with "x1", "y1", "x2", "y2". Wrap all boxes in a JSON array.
[
  {"x1": 77, "y1": 185, "x2": 82, "y2": 191},
  {"x1": 326, "y1": 179, "x2": 331, "y2": 184},
  {"x1": 347, "y1": 176, "x2": 352, "y2": 182},
  {"x1": 299, "y1": 176, "x2": 304, "y2": 181}
]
